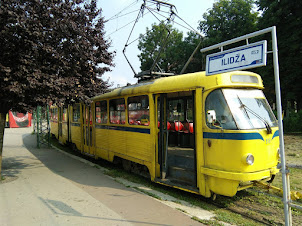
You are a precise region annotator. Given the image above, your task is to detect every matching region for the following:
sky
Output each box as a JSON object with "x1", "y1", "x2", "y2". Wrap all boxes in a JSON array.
[{"x1": 97, "y1": 0, "x2": 215, "y2": 87}]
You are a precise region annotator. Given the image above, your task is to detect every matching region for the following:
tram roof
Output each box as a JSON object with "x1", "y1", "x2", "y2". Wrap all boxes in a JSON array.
[{"x1": 93, "y1": 70, "x2": 263, "y2": 100}]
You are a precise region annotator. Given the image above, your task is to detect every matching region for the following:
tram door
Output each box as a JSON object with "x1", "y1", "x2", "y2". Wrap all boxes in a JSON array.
[
  {"x1": 58, "y1": 107, "x2": 63, "y2": 142},
  {"x1": 158, "y1": 94, "x2": 168, "y2": 178},
  {"x1": 58, "y1": 107, "x2": 68, "y2": 144},
  {"x1": 157, "y1": 91, "x2": 197, "y2": 188},
  {"x1": 83, "y1": 105, "x2": 94, "y2": 156}
]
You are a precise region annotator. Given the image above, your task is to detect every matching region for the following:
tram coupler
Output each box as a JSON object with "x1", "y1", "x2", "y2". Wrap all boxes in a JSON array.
[{"x1": 253, "y1": 181, "x2": 302, "y2": 201}]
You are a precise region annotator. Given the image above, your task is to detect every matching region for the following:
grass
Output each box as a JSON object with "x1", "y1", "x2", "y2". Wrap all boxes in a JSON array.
[
  {"x1": 192, "y1": 217, "x2": 224, "y2": 226},
  {"x1": 272, "y1": 167, "x2": 302, "y2": 200}
]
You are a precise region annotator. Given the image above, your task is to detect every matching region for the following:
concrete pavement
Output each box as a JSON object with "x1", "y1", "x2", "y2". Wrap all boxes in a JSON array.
[{"x1": 0, "y1": 127, "x2": 204, "y2": 226}]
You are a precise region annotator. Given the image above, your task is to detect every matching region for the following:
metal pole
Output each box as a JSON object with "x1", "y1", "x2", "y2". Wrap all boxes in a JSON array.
[
  {"x1": 47, "y1": 105, "x2": 50, "y2": 147},
  {"x1": 271, "y1": 26, "x2": 291, "y2": 226},
  {"x1": 200, "y1": 27, "x2": 274, "y2": 54},
  {"x1": 33, "y1": 110, "x2": 36, "y2": 134},
  {"x1": 36, "y1": 106, "x2": 40, "y2": 149},
  {"x1": 180, "y1": 40, "x2": 202, "y2": 74}
]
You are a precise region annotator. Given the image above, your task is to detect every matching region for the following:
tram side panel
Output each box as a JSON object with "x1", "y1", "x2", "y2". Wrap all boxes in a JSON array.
[
  {"x1": 60, "y1": 107, "x2": 69, "y2": 145},
  {"x1": 94, "y1": 99, "x2": 110, "y2": 160},
  {"x1": 70, "y1": 104, "x2": 83, "y2": 151},
  {"x1": 50, "y1": 106, "x2": 59, "y2": 139},
  {"x1": 94, "y1": 98, "x2": 127, "y2": 161},
  {"x1": 56, "y1": 107, "x2": 67, "y2": 145},
  {"x1": 126, "y1": 95, "x2": 153, "y2": 163},
  {"x1": 95, "y1": 126, "x2": 109, "y2": 160},
  {"x1": 94, "y1": 96, "x2": 155, "y2": 177}
]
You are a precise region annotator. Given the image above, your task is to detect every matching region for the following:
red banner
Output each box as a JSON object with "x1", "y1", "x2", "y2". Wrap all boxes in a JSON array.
[{"x1": 8, "y1": 111, "x2": 32, "y2": 128}]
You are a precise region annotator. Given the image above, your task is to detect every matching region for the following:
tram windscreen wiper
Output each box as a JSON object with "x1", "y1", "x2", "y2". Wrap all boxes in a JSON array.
[{"x1": 237, "y1": 95, "x2": 272, "y2": 134}]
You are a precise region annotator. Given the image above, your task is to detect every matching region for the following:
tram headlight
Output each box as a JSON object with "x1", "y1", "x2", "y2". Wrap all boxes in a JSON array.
[{"x1": 246, "y1": 154, "x2": 254, "y2": 165}]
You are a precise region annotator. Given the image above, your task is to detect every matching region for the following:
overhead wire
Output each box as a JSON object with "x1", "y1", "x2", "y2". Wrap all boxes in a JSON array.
[
  {"x1": 108, "y1": 9, "x2": 141, "y2": 21},
  {"x1": 145, "y1": 6, "x2": 201, "y2": 36},
  {"x1": 106, "y1": 0, "x2": 202, "y2": 76},
  {"x1": 105, "y1": 1, "x2": 157, "y2": 38},
  {"x1": 106, "y1": 0, "x2": 138, "y2": 21},
  {"x1": 106, "y1": 18, "x2": 139, "y2": 38},
  {"x1": 174, "y1": 14, "x2": 203, "y2": 37},
  {"x1": 106, "y1": 0, "x2": 197, "y2": 39}
]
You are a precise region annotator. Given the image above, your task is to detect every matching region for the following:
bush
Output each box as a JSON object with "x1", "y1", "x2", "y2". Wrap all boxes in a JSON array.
[{"x1": 283, "y1": 110, "x2": 302, "y2": 133}]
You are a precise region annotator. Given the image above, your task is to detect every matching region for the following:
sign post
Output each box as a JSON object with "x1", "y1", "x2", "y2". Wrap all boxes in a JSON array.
[{"x1": 201, "y1": 26, "x2": 295, "y2": 226}]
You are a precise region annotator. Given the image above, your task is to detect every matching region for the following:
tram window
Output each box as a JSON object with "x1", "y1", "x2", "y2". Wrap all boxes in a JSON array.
[
  {"x1": 72, "y1": 104, "x2": 80, "y2": 122},
  {"x1": 205, "y1": 89, "x2": 237, "y2": 130},
  {"x1": 168, "y1": 99, "x2": 184, "y2": 122},
  {"x1": 95, "y1": 101, "x2": 107, "y2": 124},
  {"x1": 85, "y1": 107, "x2": 92, "y2": 124},
  {"x1": 128, "y1": 96, "x2": 149, "y2": 126},
  {"x1": 109, "y1": 99, "x2": 125, "y2": 124},
  {"x1": 62, "y1": 108, "x2": 67, "y2": 122}
]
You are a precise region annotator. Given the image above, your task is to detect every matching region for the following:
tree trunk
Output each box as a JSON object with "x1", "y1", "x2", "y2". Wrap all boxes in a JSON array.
[{"x1": 0, "y1": 112, "x2": 6, "y2": 178}]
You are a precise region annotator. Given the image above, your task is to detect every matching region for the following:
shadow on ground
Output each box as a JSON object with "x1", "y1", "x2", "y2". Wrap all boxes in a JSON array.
[{"x1": 22, "y1": 133, "x2": 128, "y2": 190}]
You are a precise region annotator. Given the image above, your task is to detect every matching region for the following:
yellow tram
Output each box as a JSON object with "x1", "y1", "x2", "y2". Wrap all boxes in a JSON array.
[{"x1": 50, "y1": 70, "x2": 280, "y2": 197}]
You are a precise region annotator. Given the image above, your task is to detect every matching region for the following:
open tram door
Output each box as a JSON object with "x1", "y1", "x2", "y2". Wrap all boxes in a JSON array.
[
  {"x1": 82, "y1": 105, "x2": 95, "y2": 157},
  {"x1": 58, "y1": 107, "x2": 69, "y2": 144},
  {"x1": 156, "y1": 91, "x2": 198, "y2": 191}
]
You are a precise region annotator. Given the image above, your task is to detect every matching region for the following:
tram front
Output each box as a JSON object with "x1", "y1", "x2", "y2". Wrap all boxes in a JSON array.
[{"x1": 202, "y1": 73, "x2": 280, "y2": 197}]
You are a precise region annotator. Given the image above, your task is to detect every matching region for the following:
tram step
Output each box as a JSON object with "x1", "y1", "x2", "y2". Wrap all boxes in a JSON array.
[
  {"x1": 168, "y1": 154, "x2": 195, "y2": 170},
  {"x1": 168, "y1": 166, "x2": 196, "y2": 185},
  {"x1": 154, "y1": 178, "x2": 199, "y2": 193}
]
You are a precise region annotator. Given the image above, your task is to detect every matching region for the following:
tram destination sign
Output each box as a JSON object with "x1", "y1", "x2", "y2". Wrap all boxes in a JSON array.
[{"x1": 206, "y1": 40, "x2": 267, "y2": 76}]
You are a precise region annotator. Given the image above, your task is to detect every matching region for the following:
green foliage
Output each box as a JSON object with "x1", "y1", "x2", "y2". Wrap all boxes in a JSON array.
[
  {"x1": 283, "y1": 111, "x2": 302, "y2": 133},
  {"x1": 138, "y1": 22, "x2": 184, "y2": 73},
  {"x1": 256, "y1": 0, "x2": 302, "y2": 110},
  {"x1": 199, "y1": 0, "x2": 258, "y2": 47},
  {"x1": 137, "y1": 0, "x2": 259, "y2": 75}
]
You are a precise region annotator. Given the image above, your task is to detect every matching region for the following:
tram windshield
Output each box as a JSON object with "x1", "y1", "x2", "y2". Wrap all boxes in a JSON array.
[{"x1": 205, "y1": 89, "x2": 278, "y2": 130}]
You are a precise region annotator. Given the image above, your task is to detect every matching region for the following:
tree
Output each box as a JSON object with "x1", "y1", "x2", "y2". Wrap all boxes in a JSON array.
[
  {"x1": 138, "y1": 22, "x2": 184, "y2": 73},
  {"x1": 138, "y1": 1, "x2": 259, "y2": 75},
  {"x1": 256, "y1": 0, "x2": 302, "y2": 110},
  {"x1": 0, "y1": 0, "x2": 114, "y2": 176},
  {"x1": 180, "y1": 31, "x2": 205, "y2": 73},
  {"x1": 199, "y1": 0, "x2": 258, "y2": 47}
]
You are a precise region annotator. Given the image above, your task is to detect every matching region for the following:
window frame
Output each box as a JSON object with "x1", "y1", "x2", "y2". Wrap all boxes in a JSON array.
[
  {"x1": 128, "y1": 95, "x2": 150, "y2": 126},
  {"x1": 95, "y1": 100, "x2": 108, "y2": 124},
  {"x1": 109, "y1": 98, "x2": 126, "y2": 125},
  {"x1": 205, "y1": 89, "x2": 237, "y2": 130},
  {"x1": 62, "y1": 108, "x2": 68, "y2": 122},
  {"x1": 72, "y1": 104, "x2": 81, "y2": 123}
]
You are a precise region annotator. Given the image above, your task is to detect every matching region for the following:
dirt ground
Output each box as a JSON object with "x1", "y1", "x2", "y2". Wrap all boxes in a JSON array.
[
  {"x1": 284, "y1": 134, "x2": 302, "y2": 166},
  {"x1": 212, "y1": 134, "x2": 302, "y2": 225}
]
